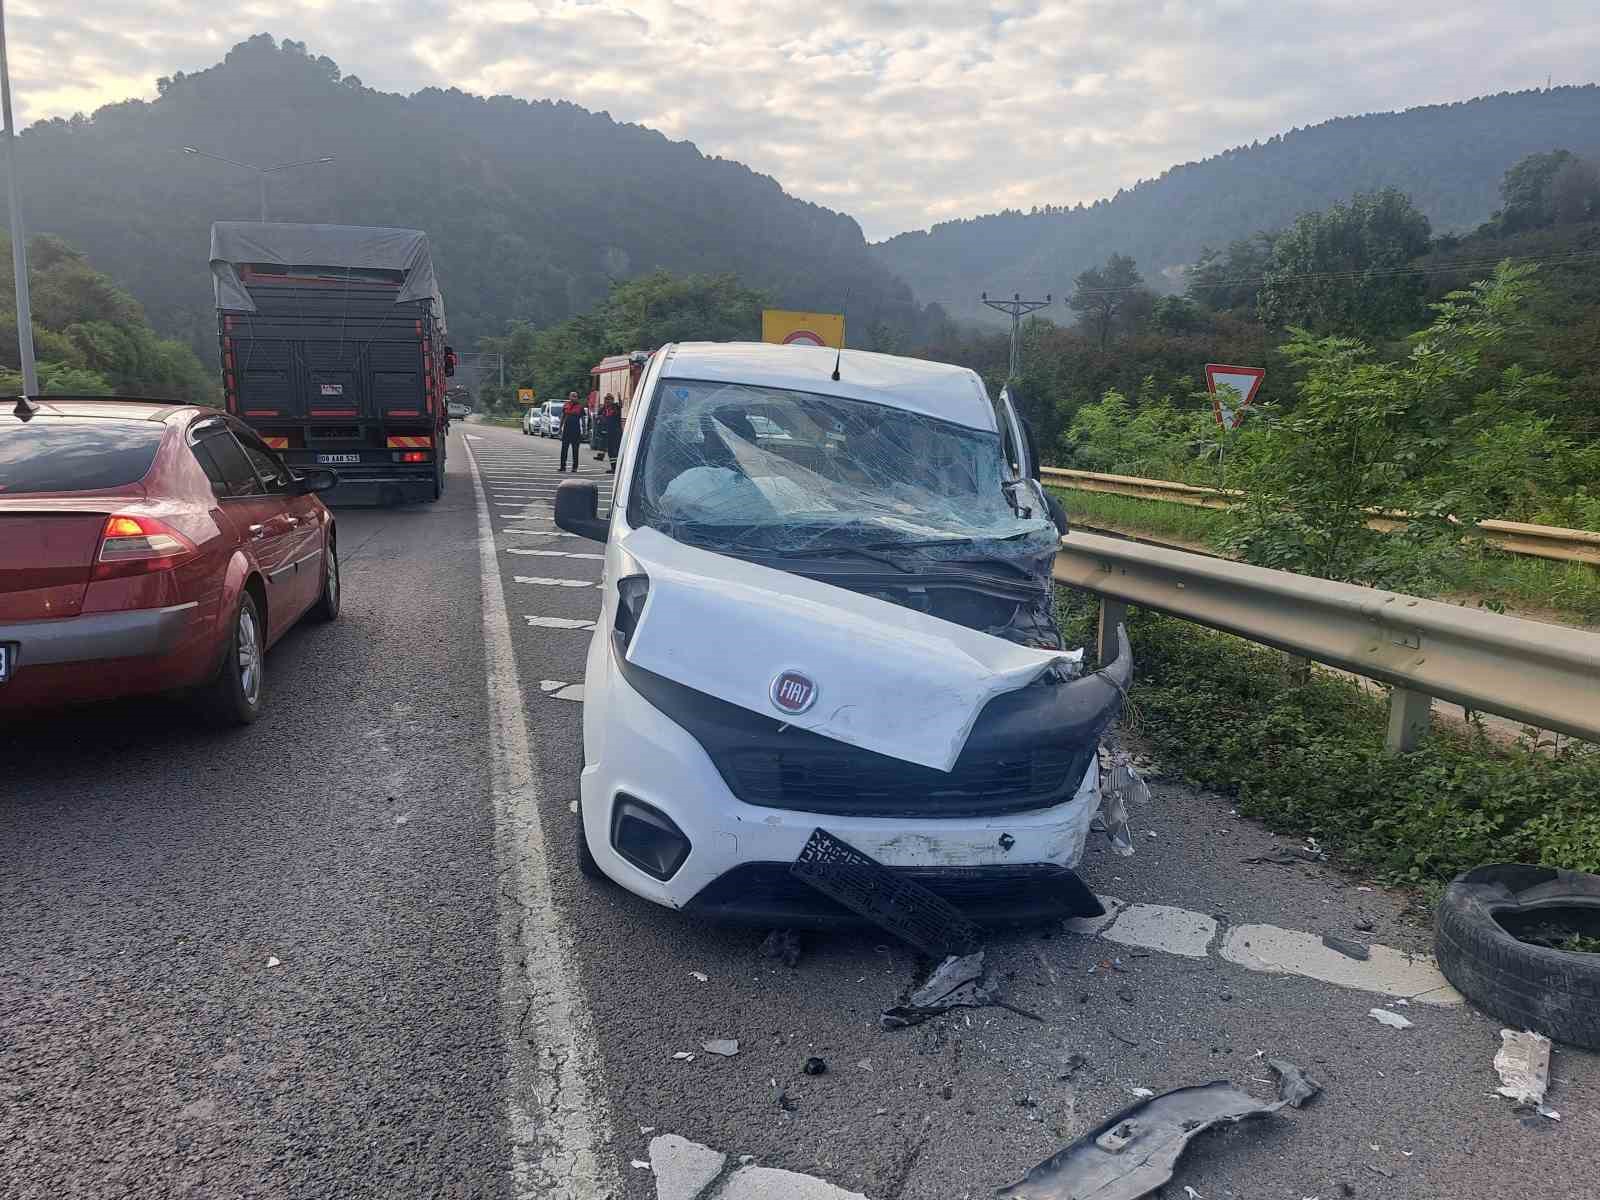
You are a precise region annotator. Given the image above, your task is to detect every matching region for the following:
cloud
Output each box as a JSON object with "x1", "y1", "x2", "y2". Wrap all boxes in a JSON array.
[{"x1": 6, "y1": 0, "x2": 1598, "y2": 239}]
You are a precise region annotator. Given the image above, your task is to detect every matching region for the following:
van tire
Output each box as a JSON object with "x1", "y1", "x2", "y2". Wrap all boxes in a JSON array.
[
  {"x1": 577, "y1": 795, "x2": 605, "y2": 880},
  {"x1": 1434, "y1": 864, "x2": 1600, "y2": 1049}
]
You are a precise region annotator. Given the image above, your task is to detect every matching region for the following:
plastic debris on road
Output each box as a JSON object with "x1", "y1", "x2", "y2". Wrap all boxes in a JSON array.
[
  {"x1": 1368, "y1": 1008, "x2": 1414, "y2": 1029},
  {"x1": 1493, "y1": 1029, "x2": 1559, "y2": 1120},
  {"x1": 1268, "y1": 1058, "x2": 1323, "y2": 1108},
  {"x1": 879, "y1": 950, "x2": 1040, "y2": 1029},
  {"x1": 265, "y1": 956, "x2": 281, "y2": 968},
  {"x1": 1094, "y1": 748, "x2": 1145, "y2": 857},
  {"x1": 689, "y1": 971, "x2": 708, "y2": 983},
  {"x1": 702, "y1": 1039, "x2": 739, "y2": 1057},
  {"x1": 672, "y1": 1051, "x2": 696, "y2": 1061},
  {"x1": 996, "y1": 1081, "x2": 1288, "y2": 1200}
]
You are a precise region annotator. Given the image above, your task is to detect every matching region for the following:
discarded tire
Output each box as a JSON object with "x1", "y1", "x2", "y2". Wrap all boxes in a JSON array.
[{"x1": 1434, "y1": 864, "x2": 1600, "y2": 1050}]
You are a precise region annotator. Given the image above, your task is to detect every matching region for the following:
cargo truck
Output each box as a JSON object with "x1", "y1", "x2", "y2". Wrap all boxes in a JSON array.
[{"x1": 209, "y1": 222, "x2": 454, "y2": 503}]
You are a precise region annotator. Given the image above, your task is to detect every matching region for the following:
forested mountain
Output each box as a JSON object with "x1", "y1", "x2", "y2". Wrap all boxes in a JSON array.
[
  {"x1": 873, "y1": 86, "x2": 1600, "y2": 325},
  {"x1": 0, "y1": 35, "x2": 940, "y2": 362}
]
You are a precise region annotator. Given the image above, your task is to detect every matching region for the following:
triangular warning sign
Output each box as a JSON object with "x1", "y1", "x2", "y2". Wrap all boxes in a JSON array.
[{"x1": 1204, "y1": 363, "x2": 1265, "y2": 431}]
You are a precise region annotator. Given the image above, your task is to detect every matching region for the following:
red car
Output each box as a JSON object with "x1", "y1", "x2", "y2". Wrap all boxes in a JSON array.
[{"x1": 1, "y1": 397, "x2": 340, "y2": 724}]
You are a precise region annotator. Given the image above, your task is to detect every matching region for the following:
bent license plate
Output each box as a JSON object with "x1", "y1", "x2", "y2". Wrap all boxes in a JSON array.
[
  {"x1": 0, "y1": 643, "x2": 13, "y2": 683},
  {"x1": 317, "y1": 454, "x2": 360, "y2": 464}
]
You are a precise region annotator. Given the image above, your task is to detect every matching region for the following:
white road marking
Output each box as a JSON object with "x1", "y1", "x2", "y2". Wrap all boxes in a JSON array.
[
  {"x1": 507, "y1": 549, "x2": 604, "y2": 560},
  {"x1": 539, "y1": 679, "x2": 586, "y2": 702},
  {"x1": 504, "y1": 529, "x2": 580, "y2": 538},
  {"x1": 524, "y1": 616, "x2": 597, "y2": 630},
  {"x1": 1102, "y1": 903, "x2": 1218, "y2": 959},
  {"x1": 1218, "y1": 924, "x2": 1463, "y2": 1005},
  {"x1": 514, "y1": 576, "x2": 603, "y2": 588},
  {"x1": 647, "y1": 1135, "x2": 868, "y2": 1200},
  {"x1": 462, "y1": 437, "x2": 616, "y2": 1199},
  {"x1": 1070, "y1": 894, "x2": 1462, "y2": 1004}
]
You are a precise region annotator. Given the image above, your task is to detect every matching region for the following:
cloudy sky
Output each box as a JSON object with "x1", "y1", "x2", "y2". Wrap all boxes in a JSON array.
[{"x1": 10, "y1": 1, "x2": 1598, "y2": 240}]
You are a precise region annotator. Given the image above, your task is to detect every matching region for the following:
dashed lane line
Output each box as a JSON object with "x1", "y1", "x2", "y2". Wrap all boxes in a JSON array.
[
  {"x1": 462, "y1": 436, "x2": 617, "y2": 1200},
  {"x1": 505, "y1": 549, "x2": 604, "y2": 559},
  {"x1": 513, "y1": 577, "x2": 604, "y2": 589},
  {"x1": 1067, "y1": 895, "x2": 1463, "y2": 1004}
]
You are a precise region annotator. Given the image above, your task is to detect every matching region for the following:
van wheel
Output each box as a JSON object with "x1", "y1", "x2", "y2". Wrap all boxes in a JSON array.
[
  {"x1": 577, "y1": 795, "x2": 605, "y2": 880},
  {"x1": 201, "y1": 591, "x2": 265, "y2": 727}
]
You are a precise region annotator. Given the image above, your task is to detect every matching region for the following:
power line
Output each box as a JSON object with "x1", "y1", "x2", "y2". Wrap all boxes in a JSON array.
[{"x1": 980, "y1": 291, "x2": 1052, "y2": 377}]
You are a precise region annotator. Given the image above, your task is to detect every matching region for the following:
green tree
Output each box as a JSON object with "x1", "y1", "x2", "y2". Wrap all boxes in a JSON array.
[
  {"x1": 1067, "y1": 253, "x2": 1150, "y2": 350},
  {"x1": 1497, "y1": 150, "x2": 1575, "y2": 232},
  {"x1": 1258, "y1": 189, "x2": 1432, "y2": 337},
  {"x1": 1186, "y1": 234, "x2": 1275, "y2": 313},
  {"x1": 1227, "y1": 261, "x2": 1547, "y2": 585}
]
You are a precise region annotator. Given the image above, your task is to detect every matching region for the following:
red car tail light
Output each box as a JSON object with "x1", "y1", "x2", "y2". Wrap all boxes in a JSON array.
[{"x1": 93, "y1": 514, "x2": 198, "y2": 580}]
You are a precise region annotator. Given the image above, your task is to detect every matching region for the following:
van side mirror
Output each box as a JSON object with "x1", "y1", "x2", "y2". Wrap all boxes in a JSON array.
[{"x1": 554, "y1": 479, "x2": 608, "y2": 541}]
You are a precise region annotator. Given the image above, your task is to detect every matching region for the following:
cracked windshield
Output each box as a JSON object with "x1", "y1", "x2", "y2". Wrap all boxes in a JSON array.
[{"x1": 2, "y1": 5, "x2": 1597, "y2": 1200}]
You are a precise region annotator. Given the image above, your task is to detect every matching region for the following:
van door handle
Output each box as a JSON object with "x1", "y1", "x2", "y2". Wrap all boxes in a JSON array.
[{"x1": 248, "y1": 524, "x2": 266, "y2": 540}]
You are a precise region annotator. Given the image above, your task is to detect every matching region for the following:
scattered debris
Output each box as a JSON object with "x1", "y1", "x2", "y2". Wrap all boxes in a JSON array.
[
  {"x1": 689, "y1": 971, "x2": 708, "y2": 983},
  {"x1": 1130, "y1": 1087, "x2": 1156, "y2": 1098},
  {"x1": 631, "y1": 1159, "x2": 650, "y2": 1169},
  {"x1": 1367, "y1": 1165, "x2": 1393, "y2": 1180},
  {"x1": 791, "y1": 828, "x2": 980, "y2": 957},
  {"x1": 1117, "y1": 986, "x2": 1136, "y2": 1004},
  {"x1": 1107, "y1": 1026, "x2": 1141, "y2": 1047},
  {"x1": 1058, "y1": 1052, "x2": 1089, "y2": 1080},
  {"x1": 1268, "y1": 1058, "x2": 1323, "y2": 1108},
  {"x1": 671, "y1": 1051, "x2": 696, "y2": 1061},
  {"x1": 265, "y1": 956, "x2": 281, "y2": 968},
  {"x1": 857, "y1": 1059, "x2": 873, "y2": 1072},
  {"x1": 1321, "y1": 934, "x2": 1370, "y2": 962},
  {"x1": 702, "y1": 1039, "x2": 739, "y2": 1057},
  {"x1": 996, "y1": 1082, "x2": 1285, "y2": 1200},
  {"x1": 1493, "y1": 1029, "x2": 1559, "y2": 1119},
  {"x1": 1094, "y1": 749, "x2": 1146, "y2": 857},
  {"x1": 774, "y1": 1088, "x2": 797, "y2": 1112},
  {"x1": 394, "y1": 815, "x2": 409, "y2": 826},
  {"x1": 1354, "y1": 917, "x2": 1375, "y2": 932},
  {"x1": 1240, "y1": 851, "x2": 1305, "y2": 866},
  {"x1": 760, "y1": 929, "x2": 803, "y2": 969},
  {"x1": 1184, "y1": 1188, "x2": 1203, "y2": 1200},
  {"x1": 1368, "y1": 1008, "x2": 1413, "y2": 1029},
  {"x1": 881, "y1": 951, "x2": 990, "y2": 1029},
  {"x1": 942, "y1": 1085, "x2": 954, "y2": 1099},
  {"x1": 802, "y1": 1057, "x2": 827, "y2": 1076}
]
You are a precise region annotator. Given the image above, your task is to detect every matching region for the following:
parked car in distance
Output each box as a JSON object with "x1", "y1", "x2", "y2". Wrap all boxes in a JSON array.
[
  {"x1": 1, "y1": 397, "x2": 340, "y2": 725},
  {"x1": 521, "y1": 405, "x2": 540, "y2": 436},
  {"x1": 538, "y1": 400, "x2": 562, "y2": 437},
  {"x1": 554, "y1": 342, "x2": 1130, "y2": 928},
  {"x1": 447, "y1": 400, "x2": 472, "y2": 420}
]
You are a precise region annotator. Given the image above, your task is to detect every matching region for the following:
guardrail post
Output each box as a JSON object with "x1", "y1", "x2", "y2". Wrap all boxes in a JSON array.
[
  {"x1": 1097, "y1": 599, "x2": 1127, "y2": 667},
  {"x1": 1385, "y1": 688, "x2": 1433, "y2": 754}
]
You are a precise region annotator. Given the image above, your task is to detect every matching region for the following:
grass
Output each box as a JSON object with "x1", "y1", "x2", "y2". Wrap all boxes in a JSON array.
[
  {"x1": 1051, "y1": 486, "x2": 1600, "y2": 626},
  {"x1": 1052, "y1": 588, "x2": 1600, "y2": 894}
]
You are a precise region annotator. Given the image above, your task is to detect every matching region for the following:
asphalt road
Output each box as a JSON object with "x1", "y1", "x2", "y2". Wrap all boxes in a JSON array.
[{"x1": 4, "y1": 420, "x2": 1595, "y2": 1200}]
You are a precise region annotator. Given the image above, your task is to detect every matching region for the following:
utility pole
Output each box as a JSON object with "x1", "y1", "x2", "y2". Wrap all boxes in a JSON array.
[
  {"x1": 981, "y1": 291, "x2": 1052, "y2": 379},
  {"x1": 1, "y1": 0, "x2": 38, "y2": 399}
]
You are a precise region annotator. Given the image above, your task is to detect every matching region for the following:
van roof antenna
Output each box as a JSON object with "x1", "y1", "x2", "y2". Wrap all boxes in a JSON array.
[{"x1": 831, "y1": 289, "x2": 850, "y2": 382}]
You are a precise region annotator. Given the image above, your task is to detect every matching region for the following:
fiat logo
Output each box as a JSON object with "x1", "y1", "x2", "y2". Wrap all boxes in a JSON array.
[{"x1": 770, "y1": 669, "x2": 817, "y2": 715}]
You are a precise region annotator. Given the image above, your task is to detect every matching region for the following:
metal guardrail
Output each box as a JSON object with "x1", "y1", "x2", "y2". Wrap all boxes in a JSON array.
[
  {"x1": 1054, "y1": 532, "x2": 1600, "y2": 752},
  {"x1": 1041, "y1": 467, "x2": 1600, "y2": 566}
]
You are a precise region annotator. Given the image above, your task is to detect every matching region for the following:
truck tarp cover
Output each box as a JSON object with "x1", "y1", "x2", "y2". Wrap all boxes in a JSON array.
[{"x1": 209, "y1": 221, "x2": 445, "y2": 330}]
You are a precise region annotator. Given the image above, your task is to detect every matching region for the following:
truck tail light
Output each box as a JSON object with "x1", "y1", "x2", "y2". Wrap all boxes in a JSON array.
[
  {"x1": 93, "y1": 515, "x2": 198, "y2": 580},
  {"x1": 397, "y1": 450, "x2": 430, "y2": 464}
]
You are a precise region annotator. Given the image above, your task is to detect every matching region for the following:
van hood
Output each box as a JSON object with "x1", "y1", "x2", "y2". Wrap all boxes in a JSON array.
[{"x1": 618, "y1": 526, "x2": 1082, "y2": 772}]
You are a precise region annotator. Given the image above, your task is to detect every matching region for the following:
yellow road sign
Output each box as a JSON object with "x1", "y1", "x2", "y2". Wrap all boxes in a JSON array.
[
  {"x1": 517, "y1": 388, "x2": 536, "y2": 405},
  {"x1": 761, "y1": 309, "x2": 845, "y2": 349}
]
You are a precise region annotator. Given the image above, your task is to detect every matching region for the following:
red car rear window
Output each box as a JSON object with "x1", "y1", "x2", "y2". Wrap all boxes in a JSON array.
[{"x1": 0, "y1": 417, "x2": 165, "y2": 495}]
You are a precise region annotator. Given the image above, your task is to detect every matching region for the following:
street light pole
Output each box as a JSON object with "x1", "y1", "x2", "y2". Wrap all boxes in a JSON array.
[
  {"x1": 181, "y1": 147, "x2": 334, "y2": 222},
  {"x1": 0, "y1": 0, "x2": 38, "y2": 399}
]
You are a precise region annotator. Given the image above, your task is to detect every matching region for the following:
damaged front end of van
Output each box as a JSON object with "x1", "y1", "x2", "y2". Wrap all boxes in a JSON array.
[{"x1": 562, "y1": 345, "x2": 1133, "y2": 926}]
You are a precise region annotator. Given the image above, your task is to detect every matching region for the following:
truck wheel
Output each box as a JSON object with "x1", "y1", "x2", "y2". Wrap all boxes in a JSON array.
[
  {"x1": 1435, "y1": 864, "x2": 1600, "y2": 1049},
  {"x1": 431, "y1": 456, "x2": 444, "y2": 502},
  {"x1": 199, "y1": 591, "x2": 265, "y2": 727}
]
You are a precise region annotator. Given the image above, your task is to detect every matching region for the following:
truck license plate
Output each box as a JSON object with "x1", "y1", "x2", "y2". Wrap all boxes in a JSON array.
[
  {"x1": 317, "y1": 454, "x2": 360, "y2": 464},
  {"x1": 0, "y1": 643, "x2": 13, "y2": 683},
  {"x1": 319, "y1": 383, "x2": 345, "y2": 396}
]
